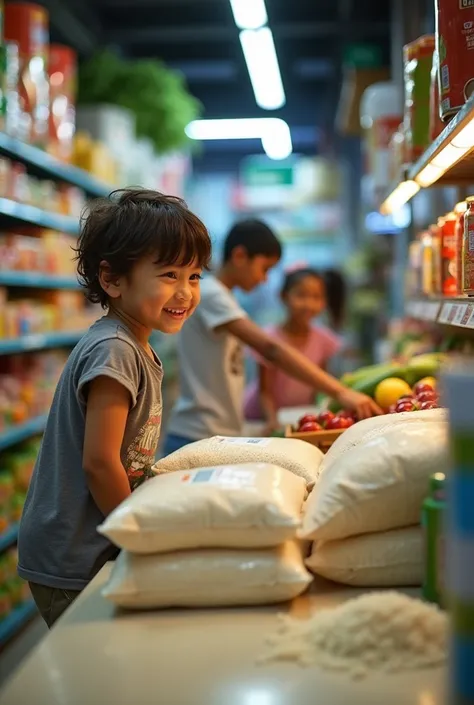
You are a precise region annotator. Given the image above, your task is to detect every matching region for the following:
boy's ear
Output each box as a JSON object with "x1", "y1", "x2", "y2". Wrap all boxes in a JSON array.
[
  {"x1": 98, "y1": 260, "x2": 121, "y2": 300},
  {"x1": 230, "y1": 245, "x2": 250, "y2": 265}
]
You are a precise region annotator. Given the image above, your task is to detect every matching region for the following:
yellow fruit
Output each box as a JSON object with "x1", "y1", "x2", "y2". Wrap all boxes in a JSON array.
[
  {"x1": 416, "y1": 376, "x2": 437, "y2": 390},
  {"x1": 374, "y1": 378, "x2": 413, "y2": 411}
]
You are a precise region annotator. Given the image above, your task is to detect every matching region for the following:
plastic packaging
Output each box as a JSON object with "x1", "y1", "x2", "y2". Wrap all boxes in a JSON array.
[
  {"x1": 99, "y1": 464, "x2": 306, "y2": 554},
  {"x1": 462, "y1": 198, "x2": 474, "y2": 295}
]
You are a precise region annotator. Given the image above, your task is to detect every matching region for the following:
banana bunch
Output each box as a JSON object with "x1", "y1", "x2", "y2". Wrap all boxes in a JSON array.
[{"x1": 328, "y1": 353, "x2": 445, "y2": 412}]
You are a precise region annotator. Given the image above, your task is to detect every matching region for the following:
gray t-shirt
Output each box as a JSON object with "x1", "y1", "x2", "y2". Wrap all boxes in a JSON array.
[
  {"x1": 167, "y1": 276, "x2": 247, "y2": 440},
  {"x1": 18, "y1": 317, "x2": 163, "y2": 590}
]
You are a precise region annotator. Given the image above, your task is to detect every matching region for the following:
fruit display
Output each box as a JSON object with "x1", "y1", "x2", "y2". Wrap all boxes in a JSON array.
[
  {"x1": 295, "y1": 410, "x2": 357, "y2": 434},
  {"x1": 327, "y1": 352, "x2": 444, "y2": 413},
  {"x1": 0, "y1": 546, "x2": 30, "y2": 620},
  {"x1": 0, "y1": 438, "x2": 40, "y2": 532}
]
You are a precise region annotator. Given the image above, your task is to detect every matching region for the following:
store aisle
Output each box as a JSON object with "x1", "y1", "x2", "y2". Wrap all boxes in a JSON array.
[{"x1": 0, "y1": 617, "x2": 46, "y2": 688}]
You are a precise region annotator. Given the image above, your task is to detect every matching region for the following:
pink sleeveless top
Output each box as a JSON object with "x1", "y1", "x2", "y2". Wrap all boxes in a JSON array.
[{"x1": 244, "y1": 324, "x2": 342, "y2": 420}]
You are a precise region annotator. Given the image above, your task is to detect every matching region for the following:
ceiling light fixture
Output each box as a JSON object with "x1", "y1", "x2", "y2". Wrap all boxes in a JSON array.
[
  {"x1": 239, "y1": 28, "x2": 285, "y2": 110},
  {"x1": 229, "y1": 0, "x2": 268, "y2": 29},
  {"x1": 185, "y1": 118, "x2": 292, "y2": 160}
]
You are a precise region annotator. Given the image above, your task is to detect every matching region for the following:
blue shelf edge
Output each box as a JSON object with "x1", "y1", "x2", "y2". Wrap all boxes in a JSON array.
[
  {"x1": 0, "y1": 601, "x2": 37, "y2": 646},
  {"x1": 0, "y1": 132, "x2": 113, "y2": 198},
  {"x1": 0, "y1": 415, "x2": 48, "y2": 451},
  {"x1": 0, "y1": 272, "x2": 80, "y2": 289},
  {"x1": 0, "y1": 330, "x2": 85, "y2": 356},
  {"x1": 0, "y1": 198, "x2": 79, "y2": 235},
  {"x1": 0, "y1": 525, "x2": 18, "y2": 553}
]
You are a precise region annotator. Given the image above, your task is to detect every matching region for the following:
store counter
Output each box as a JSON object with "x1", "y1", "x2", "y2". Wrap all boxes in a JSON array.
[{"x1": 0, "y1": 565, "x2": 445, "y2": 705}]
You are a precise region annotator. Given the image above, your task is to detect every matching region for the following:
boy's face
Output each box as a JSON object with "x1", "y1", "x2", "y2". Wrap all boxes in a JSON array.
[
  {"x1": 231, "y1": 247, "x2": 280, "y2": 292},
  {"x1": 107, "y1": 256, "x2": 203, "y2": 334}
]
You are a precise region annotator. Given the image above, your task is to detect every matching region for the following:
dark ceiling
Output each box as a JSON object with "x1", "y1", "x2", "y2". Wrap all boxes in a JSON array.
[{"x1": 47, "y1": 0, "x2": 392, "y2": 171}]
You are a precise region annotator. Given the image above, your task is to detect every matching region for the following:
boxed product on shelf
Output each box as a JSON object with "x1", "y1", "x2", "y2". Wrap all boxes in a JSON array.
[
  {"x1": 0, "y1": 352, "x2": 67, "y2": 428},
  {"x1": 4, "y1": 2, "x2": 50, "y2": 147},
  {"x1": 0, "y1": 155, "x2": 86, "y2": 215},
  {"x1": 48, "y1": 44, "x2": 76, "y2": 163},
  {"x1": 0, "y1": 229, "x2": 76, "y2": 275},
  {"x1": 0, "y1": 40, "x2": 22, "y2": 138},
  {"x1": 0, "y1": 288, "x2": 96, "y2": 339}
]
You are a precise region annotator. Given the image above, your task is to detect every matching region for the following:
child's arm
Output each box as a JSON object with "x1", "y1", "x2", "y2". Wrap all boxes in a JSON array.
[
  {"x1": 83, "y1": 376, "x2": 132, "y2": 516},
  {"x1": 258, "y1": 363, "x2": 279, "y2": 432},
  {"x1": 221, "y1": 318, "x2": 382, "y2": 418}
]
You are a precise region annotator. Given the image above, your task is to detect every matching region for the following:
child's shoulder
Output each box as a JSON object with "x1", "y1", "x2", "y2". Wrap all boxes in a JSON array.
[{"x1": 310, "y1": 324, "x2": 342, "y2": 352}]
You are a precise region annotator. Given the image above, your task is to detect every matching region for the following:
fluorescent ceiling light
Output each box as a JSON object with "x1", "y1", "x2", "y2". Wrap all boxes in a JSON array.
[
  {"x1": 229, "y1": 0, "x2": 267, "y2": 29},
  {"x1": 380, "y1": 180, "x2": 420, "y2": 215},
  {"x1": 185, "y1": 118, "x2": 292, "y2": 160},
  {"x1": 239, "y1": 28, "x2": 285, "y2": 110}
]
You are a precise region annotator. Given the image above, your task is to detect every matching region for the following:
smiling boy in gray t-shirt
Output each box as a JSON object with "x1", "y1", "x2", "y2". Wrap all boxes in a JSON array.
[{"x1": 18, "y1": 189, "x2": 211, "y2": 627}]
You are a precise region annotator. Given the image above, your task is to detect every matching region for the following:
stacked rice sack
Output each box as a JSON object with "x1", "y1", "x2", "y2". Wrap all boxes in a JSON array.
[
  {"x1": 99, "y1": 436, "x2": 325, "y2": 609},
  {"x1": 299, "y1": 408, "x2": 449, "y2": 587}
]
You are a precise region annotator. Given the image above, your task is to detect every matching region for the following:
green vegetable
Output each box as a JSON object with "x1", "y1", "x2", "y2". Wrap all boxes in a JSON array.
[
  {"x1": 78, "y1": 50, "x2": 201, "y2": 153},
  {"x1": 329, "y1": 363, "x2": 406, "y2": 412}
]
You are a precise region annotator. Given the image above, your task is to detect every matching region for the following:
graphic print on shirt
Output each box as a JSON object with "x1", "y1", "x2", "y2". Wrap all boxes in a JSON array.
[
  {"x1": 229, "y1": 339, "x2": 244, "y2": 377},
  {"x1": 125, "y1": 402, "x2": 162, "y2": 489}
]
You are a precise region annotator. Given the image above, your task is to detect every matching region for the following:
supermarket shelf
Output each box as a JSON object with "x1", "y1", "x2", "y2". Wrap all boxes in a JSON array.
[
  {"x1": 408, "y1": 94, "x2": 474, "y2": 186},
  {"x1": 0, "y1": 132, "x2": 112, "y2": 198},
  {"x1": 381, "y1": 94, "x2": 474, "y2": 212},
  {"x1": 406, "y1": 298, "x2": 474, "y2": 329},
  {"x1": 0, "y1": 198, "x2": 79, "y2": 235},
  {"x1": 0, "y1": 272, "x2": 80, "y2": 289},
  {"x1": 0, "y1": 415, "x2": 48, "y2": 451},
  {"x1": 0, "y1": 601, "x2": 37, "y2": 647},
  {"x1": 0, "y1": 331, "x2": 84, "y2": 356},
  {"x1": 0, "y1": 524, "x2": 18, "y2": 553}
]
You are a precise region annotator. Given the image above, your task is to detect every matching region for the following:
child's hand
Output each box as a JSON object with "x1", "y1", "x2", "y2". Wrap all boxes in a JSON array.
[{"x1": 336, "y1": 388, "x2": 383, "y2": 419}]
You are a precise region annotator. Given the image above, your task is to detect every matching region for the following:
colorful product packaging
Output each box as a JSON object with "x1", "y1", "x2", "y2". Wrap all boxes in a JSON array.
[
  {"x1": 403, "y1": 35, "x2": 436, "y2": 162},
  {"x1": 441, "y1": 211, "x2": 458, "y2": 296},
  {"x1": 48, "y1": 44, "x2": 77, "y2": 162},
  {"x1": 436, "y1": 0, "x2": 474, "y2": 121},
  {"x1": 429, "y1": 49, "x2": 445, "y2": 141},
  {"x1": 454, "y1": 200, "x2": 469, "y2": 295},
  {"x1": 442, "y1": 363, "x2": 474, "y2": 704},
  {"x1": 4, "y1": 2, "x2": 49, "y2": 146},
  {"x1": 462, "y1": 198, "x2": 474, "y2": 295}
]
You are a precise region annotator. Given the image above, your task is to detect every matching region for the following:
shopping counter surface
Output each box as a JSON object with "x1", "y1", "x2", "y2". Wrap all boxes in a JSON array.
[{"x1": 0, "y1": 565, "x2": 445, "y2": 705}]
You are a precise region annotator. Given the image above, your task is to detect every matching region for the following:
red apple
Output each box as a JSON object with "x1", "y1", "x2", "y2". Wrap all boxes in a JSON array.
[
  {"x1": 298, "y1": 421, "x2": 323, "y2": 433},
  {"x1": 326, "y1": 416, "x2": 350, "y2": 430},
  {"x1": 416, "y1": 391, "x2": 437, "y2": 404},
  {"x1": 414, "y1": 381, "x2": 435, "y2": 395},
  {"x1": 396, "y1": 399, "x2": 419, "y2": 413},
  {"x1": 398, "y1": 393, "x2": 415, "y2": 402},
  {"x1": 316, "y1": 410, "x2": 335, "y2": 428},
  {"x1": 419, "y1": 400, "x2": 437, "y2": 411},
  {"x1": 298, "y1": 414, "x2": 319, "y2": 428}
]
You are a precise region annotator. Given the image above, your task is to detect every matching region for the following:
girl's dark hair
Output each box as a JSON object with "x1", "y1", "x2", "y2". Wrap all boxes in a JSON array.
[
  {"x1": 75, "y1": 188, "x2": 212, "y2": 308},
  {"x1": 280, "y1": 267, "x2": 323, "y2": 297},
  {"x1": 223, "y1": 219, "x2": 282, "y2": 262},
  {"x1": 324, "y1": 269, "x2": 347, "y2": 331}
]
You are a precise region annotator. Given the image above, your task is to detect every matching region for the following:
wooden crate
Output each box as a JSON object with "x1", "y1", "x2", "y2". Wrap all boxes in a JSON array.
[{"x1": 285, "y1": 426, "x2": 344, "y2": 452}]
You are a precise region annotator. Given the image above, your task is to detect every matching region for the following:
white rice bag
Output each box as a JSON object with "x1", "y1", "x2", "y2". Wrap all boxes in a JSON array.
[
  {"x1": 99, "y1": 463, "x2": 306, "y2": 553},
  {"x1": 300, "y1": 419, "x2": 448, "y2": 541},
  {"x1": 102, "y1": 541, "x2": 312, "y2": 609},
  {"x1": 154, "y1": 435, "x2": 324, "y2": 486},
  {"x1": 305, "y1": 526, "x2": 422, "y2": 587}
]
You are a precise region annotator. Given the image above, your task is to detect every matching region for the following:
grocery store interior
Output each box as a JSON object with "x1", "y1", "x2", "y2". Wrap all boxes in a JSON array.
[{"x1": 0, "y1": 0, "x2": 472, "y2": 702}]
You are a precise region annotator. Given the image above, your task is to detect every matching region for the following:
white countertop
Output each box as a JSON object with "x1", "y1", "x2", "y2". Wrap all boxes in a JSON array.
[{"x1": 0, "y1": 565, "x2": 445, "y2": 705}]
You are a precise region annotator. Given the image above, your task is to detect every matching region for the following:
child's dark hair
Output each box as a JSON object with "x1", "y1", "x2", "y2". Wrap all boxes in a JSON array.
[
  {"x1": 280, "y1": 268, "x2": 324, "y2": 297},
  {"x1": 75, "y1": 189, "x2": 212, "y2": 308},
  {"x1": 324, "y1": 269, "x2": 346, "y2": 330},
  {"x1": 223, "y1": 219, "x2": 282, "y2": 262}
]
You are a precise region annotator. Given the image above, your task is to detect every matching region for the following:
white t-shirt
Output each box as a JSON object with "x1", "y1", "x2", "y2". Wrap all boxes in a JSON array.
[{"x1": 168, "y1": 276, "x2": 247, "y2": 440}]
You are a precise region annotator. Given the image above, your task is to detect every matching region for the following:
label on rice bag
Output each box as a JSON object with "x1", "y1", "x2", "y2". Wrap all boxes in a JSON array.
[
  {"x1": 215, "y1": 437, "x2": 271, "y2": 447},
  {"x1": 182, "y1": 466, "x2": 257, "y2": 489}
]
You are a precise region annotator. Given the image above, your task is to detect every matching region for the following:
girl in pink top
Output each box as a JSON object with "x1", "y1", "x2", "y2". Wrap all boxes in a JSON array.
[{"x1": 244, "y1": 268, "x2": 342, "y2": 429}]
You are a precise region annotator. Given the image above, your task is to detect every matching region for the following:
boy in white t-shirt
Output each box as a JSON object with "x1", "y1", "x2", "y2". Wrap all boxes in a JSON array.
[{"x1": 164, "y1": 219, "x2": 380, "y2": 454}]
